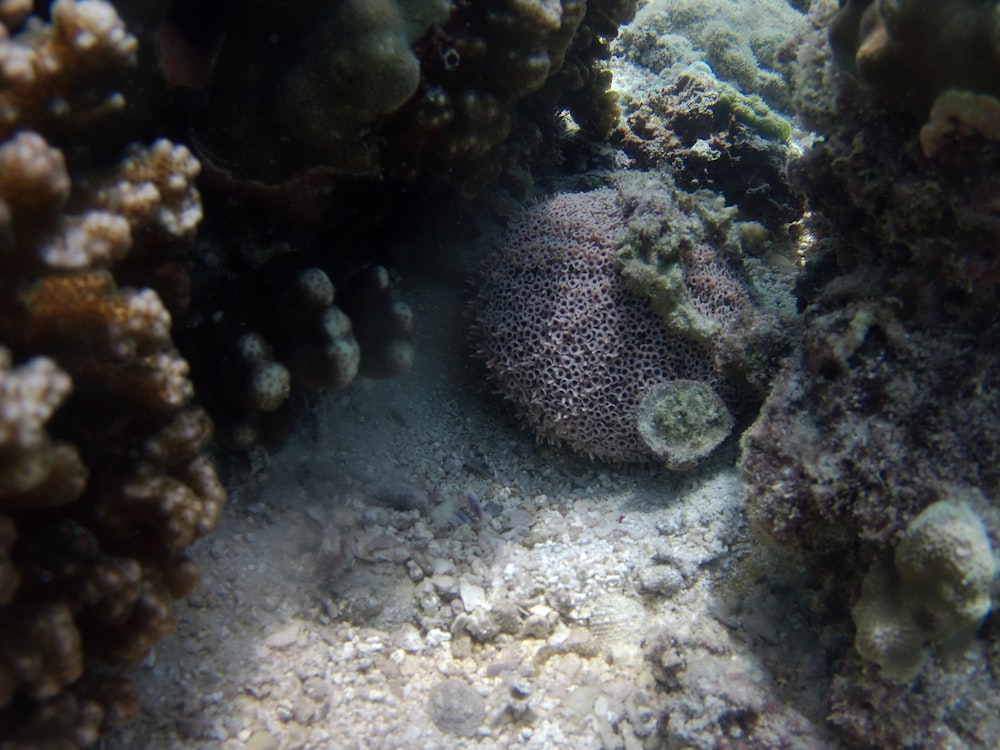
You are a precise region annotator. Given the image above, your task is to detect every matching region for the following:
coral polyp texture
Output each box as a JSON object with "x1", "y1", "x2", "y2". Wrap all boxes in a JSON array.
[
  {"x1": 473, "y1": 176, "x2": 795, "y2": 465},
  {"x1": 0, "y1": 3, "x2": 224, "y2": 747}
]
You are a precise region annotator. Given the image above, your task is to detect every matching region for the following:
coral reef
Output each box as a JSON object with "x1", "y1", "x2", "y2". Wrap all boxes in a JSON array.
[
  {"x1": 740, "y1": 0, "x2": 1000, "y2": 745},
  {"x1": 98, "y1": 0, "x2": 641, "y2": 449},
  {"x1": 741, "y1": 298, "x2": 1000, "y2": 555},
  {"x1": 0, "y1": 3, "x2": 223, "y2": 747},
  {"x1": 155, "y1": 0, "x2": 637, "y2": 195},
  {"x1": 615, "y1": 0, "x2": 804, "y2": 112},
  {"x1": 828, "y1": 0, "x2": 1000, "y2": 116},
  {"x1": 852, "y1": 497, "x2": 996, "y2": 682},
  {"x1": 614, "y1": 64, "x2": 800, "y2": 232},
  {"x1": 73, "y1": 0, "x2": 646, "y2": 453},
  {"x1": 919, "y1": 89, "x2": 1000, "y2": 159},
  {"x1": 473, "y1": 176, "x2": 795, "y2": 465}
]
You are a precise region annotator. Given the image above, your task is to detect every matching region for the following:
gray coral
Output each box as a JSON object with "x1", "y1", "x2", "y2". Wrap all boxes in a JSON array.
[{"x1": 852, "y1": 496, "x2": 996, "y2": 681}]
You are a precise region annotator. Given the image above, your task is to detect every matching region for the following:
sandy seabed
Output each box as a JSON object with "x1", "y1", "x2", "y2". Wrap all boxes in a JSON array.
[{"x1": 97, "y1": 275, "x2": 837, "y2": 750}]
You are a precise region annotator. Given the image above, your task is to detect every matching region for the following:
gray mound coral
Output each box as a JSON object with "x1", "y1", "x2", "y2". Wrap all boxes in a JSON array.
[
  {"x1": 473, "y1": 176, "x2": 795, "y2": 465},
  {"x1": 852, "y1": 496, "x2": 996, "y2": 682}
]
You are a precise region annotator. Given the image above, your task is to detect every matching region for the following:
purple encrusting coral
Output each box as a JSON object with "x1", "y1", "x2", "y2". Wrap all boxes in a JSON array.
[
  {"x1": 472, "y1": 179, "x2": 794, "y2": 466},
  {"x1": 473, "y1": 187, "x2": 719, "y2": 463}
]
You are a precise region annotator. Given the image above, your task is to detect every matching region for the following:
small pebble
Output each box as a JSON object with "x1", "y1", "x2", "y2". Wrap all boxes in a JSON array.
[
  {"x1": 427, "y1": 678, "x2": 486, "y2": 738},
  {"x1": 245, "y1": 730, "x2": 278, "y2": 750},
  {"x1": 459, "y1": 580, "x2": 486, "y2": 611},
  {"x1": 265, "y1": 622, "x2": 300, "y2": 650}
]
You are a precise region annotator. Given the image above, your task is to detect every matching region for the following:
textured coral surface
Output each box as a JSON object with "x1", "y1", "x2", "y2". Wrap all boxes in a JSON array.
[
  {"x1": 740, "y1": 1, "x2": 1000, "y2": 745},
  {"x1": 0, "y1": 3, "x2": 223, "y2": 747},
  {"x1": 472, "y1": 179, "x2": 790, "y2": 465}
]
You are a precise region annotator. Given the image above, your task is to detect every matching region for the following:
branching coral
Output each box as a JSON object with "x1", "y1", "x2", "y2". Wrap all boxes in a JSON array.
[
  {"x1": 0, "y1": 0, "x2": 138, "y2": 139},
  {"x1": 0, "y1": 3, "x2": 223, "y2": 747}
]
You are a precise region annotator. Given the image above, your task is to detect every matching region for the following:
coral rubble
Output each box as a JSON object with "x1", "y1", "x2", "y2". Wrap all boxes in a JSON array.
[{"x1": 0, "y1": 3, "x2": 223, "y2": 747}]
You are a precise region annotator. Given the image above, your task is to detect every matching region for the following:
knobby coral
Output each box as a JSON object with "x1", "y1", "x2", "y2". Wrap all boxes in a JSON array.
[
  {"x1": 152, "y1": 0, "x2": 637, "y2": 195},
  {"x1": 852, "y1": 496, "x2": 996, "y2": 682},
  {"x1": 0, "y1": 3, "x2": 223, "y2": 747},
  {"x1": 181, "y1": 249, "x2": 415, "y2": 449}
]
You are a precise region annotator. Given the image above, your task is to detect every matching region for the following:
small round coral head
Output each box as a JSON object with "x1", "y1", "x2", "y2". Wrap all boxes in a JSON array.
[{"x1": 636, "y1": 380, "x2": 734, "y2": 470}]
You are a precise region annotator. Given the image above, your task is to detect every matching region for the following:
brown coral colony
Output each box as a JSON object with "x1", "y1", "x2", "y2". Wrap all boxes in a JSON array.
[{"x1": 0, "y1": 2, "x2": 223, "y2": 746}]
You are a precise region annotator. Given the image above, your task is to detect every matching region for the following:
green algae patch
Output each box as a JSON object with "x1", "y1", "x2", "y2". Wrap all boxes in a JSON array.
[{"x1": 636, "y1": 380, "x2": 734, "y2": 469}]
